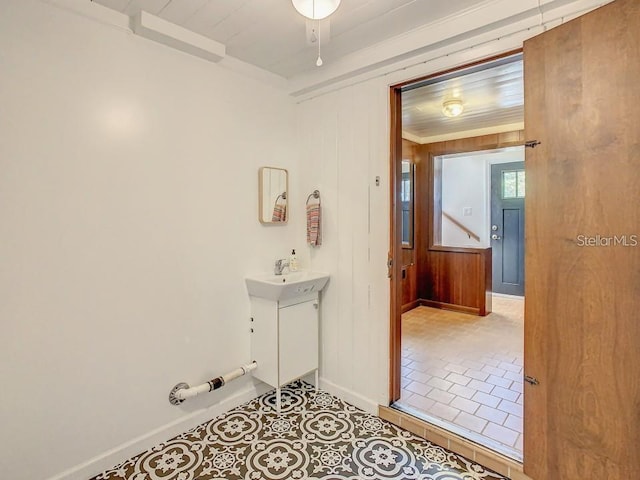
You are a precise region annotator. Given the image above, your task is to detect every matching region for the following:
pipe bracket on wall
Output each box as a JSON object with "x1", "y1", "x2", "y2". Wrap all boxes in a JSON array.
[{"x1": 169, "y1": 382, "x2": 190, "y2": 405}]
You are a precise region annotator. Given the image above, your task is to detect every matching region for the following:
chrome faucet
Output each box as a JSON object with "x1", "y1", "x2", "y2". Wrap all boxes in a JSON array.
[{"x1": 274, "y1": 259, "x2": 289, "y2": 275}]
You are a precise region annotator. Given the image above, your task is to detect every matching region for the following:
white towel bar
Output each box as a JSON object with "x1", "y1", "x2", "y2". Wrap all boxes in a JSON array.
[{"x1": 169, "y1": 361, "x2": 257, "y2": 405}]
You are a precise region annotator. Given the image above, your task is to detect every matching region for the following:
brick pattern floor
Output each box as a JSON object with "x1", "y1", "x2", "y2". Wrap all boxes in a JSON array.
[{"x1": 396, "y1": 296, "x2": 524, "y2": 459}]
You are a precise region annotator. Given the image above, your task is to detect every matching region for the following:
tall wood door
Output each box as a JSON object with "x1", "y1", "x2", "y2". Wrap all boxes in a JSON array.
[
  {"x1": 491, "y1": 161, "x2": 525, "y2": 296},
  {"x1": 523, "y1": 1, "x2": 640, "y2": 478}
]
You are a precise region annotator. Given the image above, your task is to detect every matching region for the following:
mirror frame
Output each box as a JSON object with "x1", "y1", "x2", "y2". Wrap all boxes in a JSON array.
[{"x1": 258, "y1": 166, "x2": 289, "y2": 225}]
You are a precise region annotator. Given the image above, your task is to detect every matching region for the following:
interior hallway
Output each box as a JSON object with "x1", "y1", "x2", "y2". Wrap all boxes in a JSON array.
[{"x1": 395, "y1": 296, "x2": 524, "y2": 460}]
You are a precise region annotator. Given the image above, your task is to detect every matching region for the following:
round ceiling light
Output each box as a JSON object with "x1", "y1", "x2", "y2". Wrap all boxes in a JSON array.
[
  {"x1": 442, "y1": 99, "x2": 464, "y2": 118},
  {"x1": 291, "y1": 0, "x2": 342, "y2": 20}
]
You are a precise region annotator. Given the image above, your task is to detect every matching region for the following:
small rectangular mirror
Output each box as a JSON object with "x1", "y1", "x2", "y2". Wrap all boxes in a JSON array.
[{"x1": 259, "y1": 167, "x2": 288, "y2": 225}]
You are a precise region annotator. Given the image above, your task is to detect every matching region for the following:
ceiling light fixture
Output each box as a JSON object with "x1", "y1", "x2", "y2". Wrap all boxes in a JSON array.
[
  {"x1": 442, "y1": 99, "x2": 464, "y2": 118},
  {"x1": 291, "y1": 0, "x2": 341, "y2": 20},
  {"x1": 292, "y1": 0, "x2": 341, "y2": 67}
]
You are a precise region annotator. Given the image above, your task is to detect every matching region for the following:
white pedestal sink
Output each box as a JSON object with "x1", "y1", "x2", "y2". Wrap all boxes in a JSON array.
[
  {"x1": 245, "y1": 270, "x2": 329, "y2": 413},
  {"x1": 245, "y1": 270, "x2": 330, "y2": 301}
]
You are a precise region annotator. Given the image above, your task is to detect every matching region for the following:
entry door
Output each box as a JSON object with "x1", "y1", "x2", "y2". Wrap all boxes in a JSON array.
[
  {"x1": 490, "y1": 162, "x2": 524, "y2": 296},
  {"x1": 523, "y1": 1, "x2": 640, "y2": 478}
]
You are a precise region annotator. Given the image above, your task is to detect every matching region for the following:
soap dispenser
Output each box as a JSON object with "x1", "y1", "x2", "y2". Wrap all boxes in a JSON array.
[{"x1": 289, "y1": 249, "x2": 299, "y2": 272}]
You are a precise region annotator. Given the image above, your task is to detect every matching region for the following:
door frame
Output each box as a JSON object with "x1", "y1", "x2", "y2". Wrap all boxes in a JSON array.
[{"x1": 388, "y1": 49, "x2": 523, "y2": 402}]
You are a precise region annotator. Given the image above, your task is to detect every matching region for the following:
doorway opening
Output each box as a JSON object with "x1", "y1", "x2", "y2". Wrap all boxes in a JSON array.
[
  {"x1": 432, "y1": 148, "x2": 526, "y2": 296},
  {"x1": 389, "y1": 53, "x2": 525, "y2": 461}
]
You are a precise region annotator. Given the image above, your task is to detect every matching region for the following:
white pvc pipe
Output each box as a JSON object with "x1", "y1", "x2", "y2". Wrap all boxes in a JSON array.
[
  {"x1": 221, "y1": 363, "x2": 257, "y2": 384},
  {"x1": 172, "y1": 361, "x2": 257, "y2": 403},
  {"x1": 175, "y1": 383, "x2": 210, "y2": 401}
]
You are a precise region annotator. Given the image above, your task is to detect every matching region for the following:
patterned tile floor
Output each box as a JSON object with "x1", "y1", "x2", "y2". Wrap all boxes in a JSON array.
[
  {"x1": 396, "y1": 296, "x2": 524, "y2": 460},
  {"x1": 92, "y1": 381, "x2": 506, "y2": 480}
]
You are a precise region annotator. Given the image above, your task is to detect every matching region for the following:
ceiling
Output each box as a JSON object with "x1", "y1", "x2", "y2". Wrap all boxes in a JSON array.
[
  {"x1": 92, "y1": 0, "x2": 488, "y2": 78},
  {"x1": 86, "y1": 0, "x2": 610, "y2": 98},
  {"x1": 402, "y1": 57, "x2": 524, "y2": 143}
]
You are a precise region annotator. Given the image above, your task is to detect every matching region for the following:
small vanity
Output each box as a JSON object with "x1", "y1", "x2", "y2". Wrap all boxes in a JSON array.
[{"x1": 245, "y1": 270, "x2": 329, "y2": 412}]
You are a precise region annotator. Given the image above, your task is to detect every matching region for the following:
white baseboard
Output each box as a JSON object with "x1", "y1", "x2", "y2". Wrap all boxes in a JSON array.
[
  {"x1": 319, "y1": 377, "x2": 379, "y2": 415},
  {"x1": 47, "y1": 382, "x2": 270, "y2": 480},
  {"x1": 491, "y1": 292, "x2": 524, "y2": 300}
]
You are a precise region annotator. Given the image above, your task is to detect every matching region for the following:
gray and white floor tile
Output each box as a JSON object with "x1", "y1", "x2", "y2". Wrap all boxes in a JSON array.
[{"x1": 92, "y1": 381, "x2": 506, "y2": 480}]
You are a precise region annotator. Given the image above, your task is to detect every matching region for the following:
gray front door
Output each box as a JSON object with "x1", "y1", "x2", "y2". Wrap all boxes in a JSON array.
[{"x1": 491, "y1": 161, "x2": 524, "y2": 296}]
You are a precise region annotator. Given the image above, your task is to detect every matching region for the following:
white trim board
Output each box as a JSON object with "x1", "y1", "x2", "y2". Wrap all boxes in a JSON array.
[
  {"x1": 491, "y1": 292, "x2": 525, "y2": 300},
  {"x1": 319, "y1": 377, "x2": 379, "y2": 415}
]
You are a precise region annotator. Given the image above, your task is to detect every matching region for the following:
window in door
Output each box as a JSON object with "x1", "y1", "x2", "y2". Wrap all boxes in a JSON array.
[{"x1": 502, "y1": 169, "x2": 525, "y2": 198}]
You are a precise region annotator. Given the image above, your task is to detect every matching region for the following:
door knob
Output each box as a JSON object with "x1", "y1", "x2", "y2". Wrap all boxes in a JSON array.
[
  {"x1": 491, "y1": 234, "x2": 501, "y2": 240},
  {"x1": 491, "y1": 225, "x2": 499, "y2": 231}
]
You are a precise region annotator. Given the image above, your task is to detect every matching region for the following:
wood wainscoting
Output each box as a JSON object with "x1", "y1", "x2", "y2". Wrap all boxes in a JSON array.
[
  {"x1": 419, "y1": 246, "x2": 492, "y2": 315},
  {"x1": 403, "y1": 246, "x2": 491, "y2": 315}
]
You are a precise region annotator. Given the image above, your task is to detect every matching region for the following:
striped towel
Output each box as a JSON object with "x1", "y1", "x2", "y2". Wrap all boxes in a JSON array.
[
  {"x1": 306, "y1": 203, "x2": 321, "y2": 246},
  {"x1": 272, "y1": 202, "x2": 287, "y2": 222}
]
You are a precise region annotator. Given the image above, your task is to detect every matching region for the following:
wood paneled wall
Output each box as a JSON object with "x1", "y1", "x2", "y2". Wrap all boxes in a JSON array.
[{"x1": 412, "y1": 131, "x2": 525, "y2": 315}]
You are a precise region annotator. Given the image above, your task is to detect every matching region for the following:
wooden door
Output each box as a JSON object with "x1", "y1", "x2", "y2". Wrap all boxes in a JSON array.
[
  {"x1": 491, "y1": 161, "x2": 525, "y2": 296},
  {"x1": 523, "y1": 1, "x2": 640, "y2": 478}
]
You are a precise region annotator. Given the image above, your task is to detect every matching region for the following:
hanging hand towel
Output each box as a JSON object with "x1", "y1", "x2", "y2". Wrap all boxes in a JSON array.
[
  {"x1": 272, "y1": 202, "x2": 287, "y2": 222},
  {"x1": 306, "y1": 202, "x2": 322, "y2": 246}
]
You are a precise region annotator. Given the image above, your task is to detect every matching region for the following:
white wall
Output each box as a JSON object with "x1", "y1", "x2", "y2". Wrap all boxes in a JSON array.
[
  {"x1": 439, "y1": 147, "x2": 524, "y2": 248},
  {"x1": 441, "y1": 155, "x2": 490, "y2": 248},
  {"x1": 0, "y1": 1, "x2": 300, "y2": 479},
  {"x1": 296, "y1": 82, "x2": 391, "y2": 411}
]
